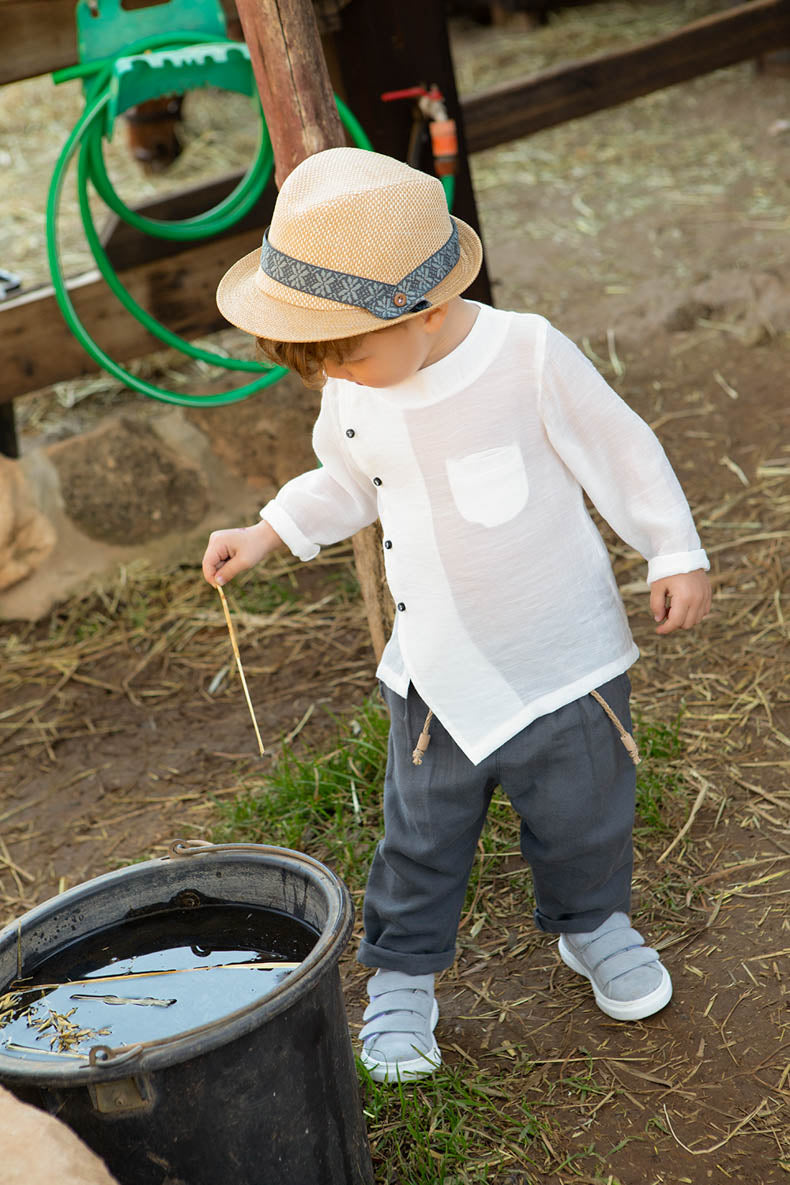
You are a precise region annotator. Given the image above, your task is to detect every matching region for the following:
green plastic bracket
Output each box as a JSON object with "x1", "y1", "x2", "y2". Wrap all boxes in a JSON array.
[
  {"x1": 106, "y1": 42, "x2": 255, "y2": 136},
  {"x1": 76, "y1": 0, "x2": 227, "y2": 65}
]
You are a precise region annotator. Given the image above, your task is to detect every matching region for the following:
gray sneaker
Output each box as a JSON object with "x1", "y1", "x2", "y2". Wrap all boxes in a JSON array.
[
  {"x1": 359, "y1": 970, "x2": 441, "y2": 1083},
  {"x1": 558, "y1": 912, "x2": 672, "y2": 1021}
]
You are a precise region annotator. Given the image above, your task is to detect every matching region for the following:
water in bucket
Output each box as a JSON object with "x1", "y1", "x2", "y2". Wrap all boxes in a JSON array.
[{"x1": 0, "y1": 902, "x2": 317, "y2": 1062}]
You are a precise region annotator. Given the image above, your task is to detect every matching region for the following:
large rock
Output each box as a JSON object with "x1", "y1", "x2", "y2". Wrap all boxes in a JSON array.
[
  {"x1": 0, "y1": 455, "x2": 55, "y2": 591},
  {"x1": 0, "y1": 1085, "x2": 119, "y2": 1185},
  {"x1": 47, "y1": 416, "x2": 210, "y2": 545}
]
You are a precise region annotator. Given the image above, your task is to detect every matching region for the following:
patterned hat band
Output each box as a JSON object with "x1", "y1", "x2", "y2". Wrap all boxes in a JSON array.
[{"x1": 258, "y1": 221, "x2": 460, "y2": 320}]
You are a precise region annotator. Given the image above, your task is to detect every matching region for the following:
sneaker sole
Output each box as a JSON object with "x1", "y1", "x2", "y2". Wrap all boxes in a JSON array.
[
  {"x1": 360, "y1": 999, "x2": 441, "y2": 1083},
  {"x1": 558, "y1": 935, "x2": 673, "y2": 1021}
]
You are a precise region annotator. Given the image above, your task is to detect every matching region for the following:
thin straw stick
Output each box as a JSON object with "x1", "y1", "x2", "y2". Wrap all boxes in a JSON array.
[{"x1": 216, "y1": 586, "x2": 265, "y2": 756}]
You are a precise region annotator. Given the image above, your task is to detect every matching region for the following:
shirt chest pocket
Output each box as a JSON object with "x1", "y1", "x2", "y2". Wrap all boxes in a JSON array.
[{"x1": 445, "y1": 443, "x2": 529, "y2": 528}]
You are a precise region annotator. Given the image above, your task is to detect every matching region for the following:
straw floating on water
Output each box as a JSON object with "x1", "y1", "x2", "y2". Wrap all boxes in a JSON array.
[{"x1": 217, "y1": 585, "x2": 265, "y2": 757}]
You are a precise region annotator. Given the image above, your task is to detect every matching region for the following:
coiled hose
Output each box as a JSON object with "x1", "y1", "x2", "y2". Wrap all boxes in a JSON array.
[{"x1": 47, "y1": 31, "x2": 374, "y2": 407}]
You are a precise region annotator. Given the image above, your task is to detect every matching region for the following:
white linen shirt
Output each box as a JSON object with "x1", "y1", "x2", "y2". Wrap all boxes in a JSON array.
[{"x1": 261, "y1": 304, "x2": 708, "y2": 765}]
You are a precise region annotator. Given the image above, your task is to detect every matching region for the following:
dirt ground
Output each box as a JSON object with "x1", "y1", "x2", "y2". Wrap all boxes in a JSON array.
[{"x1": 2, "y1": 5, "x2": 790, "y2": 1183}]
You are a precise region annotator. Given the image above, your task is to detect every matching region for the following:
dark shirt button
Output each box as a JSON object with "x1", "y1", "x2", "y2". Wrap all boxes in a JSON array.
[
  {"x1": 397, "y1": 602, "x2": 406, "y2": 612},
  {"x1": 372, "y1": 476, "x2": 383, "y2": 486},
  {"x1": 345, "y1": 428, "x2": 355, "y2": 438},
  {"x1": 383, "y1": 540, "x2": 393, "y2": 549}
]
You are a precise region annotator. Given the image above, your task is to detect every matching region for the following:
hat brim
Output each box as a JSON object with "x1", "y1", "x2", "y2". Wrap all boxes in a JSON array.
[{"x1": 216, "y1": 216, "x2": 483, "y2": 343}]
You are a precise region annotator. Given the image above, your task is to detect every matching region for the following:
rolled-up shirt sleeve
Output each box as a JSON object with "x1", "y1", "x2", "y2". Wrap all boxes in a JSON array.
[
  {"x1": 539, "y1": 324, "x2": 709, "y2": 584},
  {"x1": 259, "y1": 388, "x2": 378, "y2": 561}
]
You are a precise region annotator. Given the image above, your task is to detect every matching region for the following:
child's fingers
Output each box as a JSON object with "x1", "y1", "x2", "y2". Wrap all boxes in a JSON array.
[
  {"x1": 202, "y1": 531, "x2": 240, "y2": 587},
  {"x1": 654, "y1": 591, "x2": 707, "y2": 634},
  {"x1": 650, "y1": 582, "x2": 669, "y2": 623},
  {"x1": 212, "y1": 554, "x2": 247, "y2": 587}
]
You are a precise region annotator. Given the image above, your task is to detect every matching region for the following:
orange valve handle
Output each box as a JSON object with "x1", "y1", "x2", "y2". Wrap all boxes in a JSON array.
[{"x1": 430, "y1": 118, "x2": 458, "y2": 177}]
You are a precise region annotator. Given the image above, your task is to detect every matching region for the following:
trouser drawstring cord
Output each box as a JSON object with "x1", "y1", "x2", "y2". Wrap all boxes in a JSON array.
[
  {"x1": 410, "y1": 693, "x2": 641, "y2": 767},
  {"x1": 411, "y1": 710, "x2": 434, "y2": 765},
  {"x1": 588, "y1": 689, "x2": 641, "y2": 765}
]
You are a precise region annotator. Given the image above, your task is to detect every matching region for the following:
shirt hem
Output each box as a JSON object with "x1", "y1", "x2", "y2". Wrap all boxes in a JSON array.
[
  {"x1": 410, "y1": 646, "x2": 640, "y2": 766},
  {"x1": 376, "y1": 659, "x2": 410, "y2": 698}
]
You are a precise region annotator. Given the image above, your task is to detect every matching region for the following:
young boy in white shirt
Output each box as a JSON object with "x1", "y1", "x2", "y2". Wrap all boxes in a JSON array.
[{"x1": 203, "y1": 147, "x2": 711, "y2": 1083}]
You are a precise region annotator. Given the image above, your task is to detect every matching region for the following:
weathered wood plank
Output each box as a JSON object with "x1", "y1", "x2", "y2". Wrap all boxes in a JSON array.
[
  {"x1": 326, "y1": 0, "x2": 492, "y2": 306},
  {"x1": 234, "y1": 0, "x2": 344, "y2": 187},
  {"x1": 0, "y1": 1, "x2": 77, "y2": 84},
  {"x1": 232, "y1": 0, "x2": 386, "y2": 663},
  {"x1": 463, "y1": 0, "x2": 790, "y2": 153},
  {"x1": 1, "y1": 227, "x2": 262, "y2": 403},
  {"x1": 0, "y1": 0, "x2": 243, "y2": 85},
  {"x1": 100, "y1": 171, "x2": 274, "y2": 270}
]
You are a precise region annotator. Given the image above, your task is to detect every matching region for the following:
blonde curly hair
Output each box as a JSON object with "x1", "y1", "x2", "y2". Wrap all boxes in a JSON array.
[{"x1": 256, "y1": 333, "x2": 359, "y2": 390}]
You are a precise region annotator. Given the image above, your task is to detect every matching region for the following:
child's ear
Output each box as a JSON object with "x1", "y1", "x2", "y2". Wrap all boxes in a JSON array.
[{"x1": 421, "y1": 303, "x2": 450, "y2": 334}]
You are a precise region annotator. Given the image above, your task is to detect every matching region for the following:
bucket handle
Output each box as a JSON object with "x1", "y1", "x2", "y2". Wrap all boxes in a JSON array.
[
  {"x1": 89, "y1": 1043, "x2": 144, "y2": 1067},
  {"x1": 167, "y1": 839, "x2": 215, "y2": 858}
]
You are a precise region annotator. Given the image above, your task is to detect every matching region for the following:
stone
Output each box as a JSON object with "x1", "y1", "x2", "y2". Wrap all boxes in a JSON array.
[{"x1": 47, "y1": 416, "x2": 210, "y2": 545}]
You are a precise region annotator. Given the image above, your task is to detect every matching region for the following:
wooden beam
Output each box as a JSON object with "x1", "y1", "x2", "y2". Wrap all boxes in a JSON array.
[
  {"x1": 0, "y1": 0, "x2": 243, "y2": 85},
  {"x1": 0, "y1": 226, "x2": 263, "y2": 404},
  {"x1": 233, "y1": 0, "x2": 344, "y2": 186},
  {"x1": 101, "y1": 171, "x2": 274, "y2": 270},
  {"x1": 0, "y1": 404, "x2": 18, "y2": 457},
  {"x1": 326, "y1": 0, "x2": 492, "y2": 306},
  {"x1": 0, "y1": 1, "x2": 77, "y2": 84},
  {"x1": 232, "y1": 0, "x2": 390, "y2": 666},
  {"x1": 463, "y1": 0, "x2": 790, "y2": 153}
]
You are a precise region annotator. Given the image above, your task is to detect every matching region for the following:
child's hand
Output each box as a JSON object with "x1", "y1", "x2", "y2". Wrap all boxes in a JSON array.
[
  {"x1": 202, "y1": 520, "x2": 284, "y2": 588},
  {"x1": 649, "y1": 569, "x2": 711, "y2": 635}
]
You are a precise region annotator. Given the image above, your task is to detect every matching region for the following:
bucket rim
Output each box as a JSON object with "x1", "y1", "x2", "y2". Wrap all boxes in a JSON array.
[{"x1": 0, "y1": 842, "x2": 354, "y2": 1084}]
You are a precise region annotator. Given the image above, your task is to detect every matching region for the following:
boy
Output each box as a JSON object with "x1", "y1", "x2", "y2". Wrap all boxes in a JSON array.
[{"x1": 203, "y1": 147, "x2": 711, "y2": 1083}]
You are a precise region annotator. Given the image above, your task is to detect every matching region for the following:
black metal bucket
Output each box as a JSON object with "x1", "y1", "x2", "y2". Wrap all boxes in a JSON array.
[{"x1": 0, "y1": 841, "x2": 374, "y2": 1185}]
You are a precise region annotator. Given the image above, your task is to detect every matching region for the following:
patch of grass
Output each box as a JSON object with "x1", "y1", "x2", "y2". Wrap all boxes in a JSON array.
[
  {"x1": 326, "y1": 563, "x2": 361, "y2": 603},
  {"x1": 231, "y1": 571, "x2": 300, "y2": 615},
  {"x1": 560, "y1": 1054, "x2": 611, "y2": 1104},
  {"x1": 360, "y1": 1061, "x2": 544, "y2": 1185},
  {"x1": 212, "y1": 692, "x2": 390, "y2": 889},
  {"x1": 634, "y1": 714, "x2": 686, "y2": 839}
]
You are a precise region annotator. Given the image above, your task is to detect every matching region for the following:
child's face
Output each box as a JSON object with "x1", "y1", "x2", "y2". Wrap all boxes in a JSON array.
[{"x1": 323, "y1": 307, "x2": 447, "y2": 389}]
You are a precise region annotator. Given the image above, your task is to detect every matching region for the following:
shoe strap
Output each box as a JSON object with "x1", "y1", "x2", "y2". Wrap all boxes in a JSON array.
[
  {"x1": 363, "y1": 989, "x2": 434, "y2": 1022},
  {"x1": 367, "y1": 970, "x2": 434, "y2": 998},
  {"x1": 580, "y1": 924, "x2": 645, "y2": 960},
  {"x1": 360, "y1": 1014, "x2": 432, "y2": 1041},
  {"x1": 596, "y1": 947, "x2": 660, "y2": 990}
]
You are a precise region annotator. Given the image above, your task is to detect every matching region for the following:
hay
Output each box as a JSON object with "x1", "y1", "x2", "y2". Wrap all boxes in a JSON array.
[{"x1": 0, "y1": 543, "x2": 368, "y2": 923}]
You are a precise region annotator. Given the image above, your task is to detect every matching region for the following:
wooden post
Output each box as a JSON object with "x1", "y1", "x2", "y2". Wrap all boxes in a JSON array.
[
  {"x1": 325, "y1": 0, "x2": 493, "y2": 307},
  {"x1": 0, "y1": 404, "x2": 18, "y2": 458},
  {"x1": 232, "y1": 0, "x2": 393, "y2": 661},
  {"x1": 233, "y1": 0, "x2": 344, "y2": 187}
]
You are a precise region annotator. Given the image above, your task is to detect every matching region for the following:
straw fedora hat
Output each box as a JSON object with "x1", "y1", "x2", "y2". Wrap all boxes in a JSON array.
[{"x1": 216, "y1": 147, "x2": 483, "y2": 342}]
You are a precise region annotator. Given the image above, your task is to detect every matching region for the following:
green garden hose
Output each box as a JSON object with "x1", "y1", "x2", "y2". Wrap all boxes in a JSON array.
[
  {"x1": 48, "y1": 34, "x2": 453, "y2": 408},
  {"x1": 48, "y1": 32, "x2": 373, "y2": 407}
]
